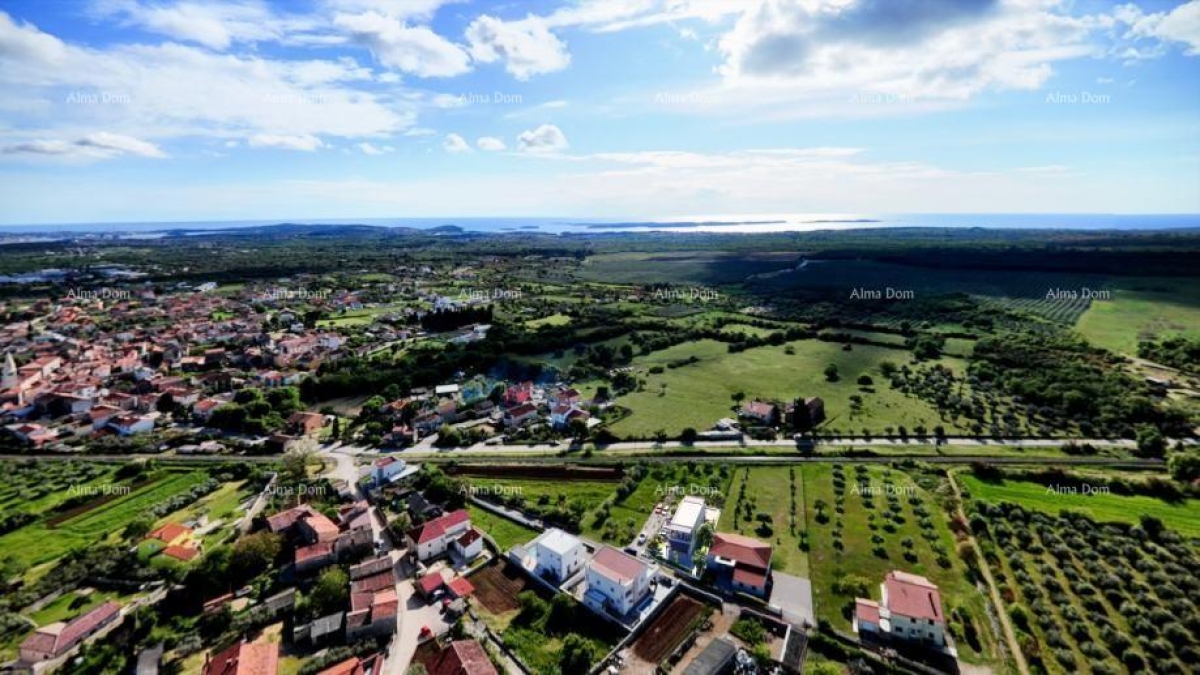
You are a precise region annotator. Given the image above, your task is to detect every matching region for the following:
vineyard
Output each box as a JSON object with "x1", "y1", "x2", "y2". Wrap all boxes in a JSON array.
[{"x1": 977, "y1": 295, "x2": 1092, "y2": 326}]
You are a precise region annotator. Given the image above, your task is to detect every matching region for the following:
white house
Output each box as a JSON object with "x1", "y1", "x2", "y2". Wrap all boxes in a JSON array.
[
  {"x1": 664, "y1": 496, "x2": 707, "y2": 566},
  {"x1": 372, "y1": 456, "x2": 416, "y2": 485},
  {"x1": 854, "y1": 571, "x2": 952, "y2": 654},
  {"x1": 109, "y1": 414, "x2": 154, "y2": 436},
  {"x1": 406, "y1": 509, "x2": 472, "y2": 562},
  {"x1": 532, "y1": 529, "x2": 585, "y2": 583},
  {"x1": 584, "y1": 546, "x2": 656, "y2": 618},
  {"x1": 452, "y1": 528, "x2": 484, "y2": 562}
]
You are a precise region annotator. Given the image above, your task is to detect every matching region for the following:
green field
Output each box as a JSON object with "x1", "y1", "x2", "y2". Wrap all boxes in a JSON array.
[
  {"x1": 719, "y1": 467, "x2": 810, "y2": 577},
  {"x1": 606, "y1": 338, "x2": 966, "y2": 438},
  {"x1": 0, "y1": 470, "x2": 210, "y2": 568},
  {"x1": 524, "y1": 313, "x2": 572, "y2": 329},
  {"x1": 959, "y1": 474, "x2": 1200, "y2": 538},
  {"x1": 582, "y1": 464, "x2": 732, "y2": 546},
  {"x1": 801, "y1": 465, "x2": 998, "y2": 665},
  {"x1": 29, "y1": 588, "x2": 125, "y2": 626},
  {"x1": 466, "y1": 504, "x2": 538, "y2": 551},
  {"x1": 1076, "y1": 284, "x2": 1200, "y2": 355}
]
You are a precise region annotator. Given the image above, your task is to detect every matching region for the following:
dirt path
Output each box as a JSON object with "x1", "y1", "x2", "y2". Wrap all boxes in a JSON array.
[{"x1": 947, "y1": 470, "x2": 1029, "y2": 675}]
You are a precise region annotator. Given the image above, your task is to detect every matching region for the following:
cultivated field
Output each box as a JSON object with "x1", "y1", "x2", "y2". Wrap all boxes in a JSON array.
[
  {"x1": 631, "y1": 595, "x2": 710, "y2": 664},
  {"x1": 470, "y1": 561, "x2": 539, "y2": 619},
  {"x1": 800, "y1": 464, "x2": 999, "y2": 665}
]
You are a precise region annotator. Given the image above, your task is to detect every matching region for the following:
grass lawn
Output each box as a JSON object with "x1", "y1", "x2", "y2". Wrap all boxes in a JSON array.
[
  {"x1": 959, "y1": 474, "x2": 1200, "y2": 537},
  {"x1": 607, "y1": 339, "x2": 965, "y2": 438},
  {"x1": 1076, "y1": 283, "x2": 1200, "y2": 355},
  {"x1": 525, "y1": 313, "x2": 572, "y2": 329},
  {"x1": 582, "y1": 463, "x2": 733, "y2": 546},
  {"x1": 461, "y1": 478, "x2": 618, "y2": 515},
  {"x1": 467, "y1": 505, "x2": 538, "y2": 551},
  {"x1": 28, "y1": 588, "x2": 123, "y2": 626},
  {"x1": 803, "y1": 465, "x2": 998, "y2": 665},
  {"x1": 718, "y1": 467, "x2": 810, "y2": 577},
  {"x1": 0, "y1": 470, "x2": 210, "y2": 568}
]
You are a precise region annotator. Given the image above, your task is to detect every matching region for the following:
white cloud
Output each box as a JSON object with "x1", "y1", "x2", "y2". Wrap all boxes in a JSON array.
[
  {"x1": 335, "y1": 11, "x2": 471, "y2": 77},
  {"x1": 93, "y1": 0, "x2": 289, "y2": 50},
  {"x1": 357, "y1": 141, "x2": 391, "y2": 154},
  {"x1": 476, "y1": 136, "x2": 506, "y2": 151},
  {"x1": 322, "y1": 0, "x2": 458, "y2": 22},
  {"x1": 465, "y1": 15, "x2": 570, "y2": 80},
  {"x1": 2, "y1": 131, "x2": 166, "y2": 159},
  {"x1": 517, "y1": 124, "x2": 568, "y2": 153},
  {"x1": 1115, "y1": 1, "x2": 1200, "y2": 55},
  {"x1": 249, "y1": 133, "x2": 325, "y2": 151},
  {"x1": 443, "y1": 132, "x2": 471, "y2": 152},
  {"x1": 0, "y1": 12, "x2": 413, "y2": 152}
]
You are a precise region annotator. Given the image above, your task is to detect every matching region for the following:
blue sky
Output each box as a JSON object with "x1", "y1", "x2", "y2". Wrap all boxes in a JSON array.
[{"x1": 0, "y1": 0, "x2": 1198, "y2": 224}]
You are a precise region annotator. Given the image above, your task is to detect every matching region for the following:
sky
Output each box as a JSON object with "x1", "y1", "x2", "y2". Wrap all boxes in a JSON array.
[{"x1": 0, "y1": 0, "x2": 1198, "y2": 225}]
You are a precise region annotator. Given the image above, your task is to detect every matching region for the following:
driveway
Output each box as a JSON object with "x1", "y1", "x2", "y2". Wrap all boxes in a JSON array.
[
  {"x1": 769, "y1": 572, "x2": 814, "y2": 627},
  {"x1": 382, "y1": 577, "x2": 453, "y2": 675}
]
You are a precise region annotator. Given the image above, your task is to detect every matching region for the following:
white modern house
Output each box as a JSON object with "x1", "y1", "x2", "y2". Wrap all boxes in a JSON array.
[
  {"x1": 372, "y1": 456, "x2": 417, "y2": 485},
  {"x1": 531, "y1": 529, "x2": 585, "y2": 583},
  {"x1": 584, "y1": 546, "x2": 656, "y2": 618},
  {"x1": 664, "y1": 496, "x2": 707, "y2": 566}
]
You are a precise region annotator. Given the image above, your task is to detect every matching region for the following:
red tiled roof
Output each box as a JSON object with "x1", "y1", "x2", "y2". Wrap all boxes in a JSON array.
[
  {"x1": 296, "y1": 541, "x2": 335, "y2": 563},
  {"x1": 590, "y1": 545, "x2": 648, "y2": 584},
  {"x1": 710, "y1": 532, "x2": 772, "y2": 570},
  {"x1": 457, "y1": 528, "x2": 481, "y2": 547},
  {"x1": 408, "y1": 509, "x2": 470, "y2": 545},
  {"x1": 162, "y1": 545, "x2": 200, "y2": 561},
  {"x1": 447, "y1": 577, "x2": 475, "y2": 598},
  {"x1": 147, "y1": 522, "x2": 191, "y2": 543},
  {"x1": 318, "y1": 657, "x2": 364, "y2": 675},
  {"x1": 856, "y1": 598, "x2": 881, "y2": 625},
  {"x1": 419, "y1": 572, "x2": 445, "y2": 595},
  {"x1": 202, "y1": 640, "x2": 280, "y2": 675},
  {"x1": 732, "y1": 567, "x2": 767, "y2": 589},
  {"x1": 21, "y1": 600, "x2": 121, "y2": 657},
  {"x1": 266, "y1": 504, "x2": 314, "y2": 532},
  {"x1": 427, "y1": 640, "x2": 498, "y2": 675},
  {"x1": 351, "y1": 570, "x2": 396, "y2": 594},
  {"x1": 884, "y1": 571, "x2": 943, "y2": 623}
]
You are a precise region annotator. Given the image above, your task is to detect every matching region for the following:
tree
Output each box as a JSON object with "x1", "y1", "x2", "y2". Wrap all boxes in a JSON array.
[
  {"x1": 731, "y1": 391, "x2": 746, "y2": 408},
  {"x1": 857, "y1": 374, "x2": 873, "y2": 386},
  {"x1": 1134, "y1": 425, "x2": 1166, "y2": 458},
  {"x1": 824, "y1": 364, "x2": 839, "y2": 382},
  {"x1": 310, "y1": 567, "x2": 349, "y2": 616},
  {"x1": 281, "y1": 450, "x2": 312, "y2": 483},
  {"x1": 560, "y1": 634, "x2": 597, "y2": 672},
  {"x1": 792, "y1": 398, "x2": 813, "y2": 432},
  {"x1": 1168, "y1": 450, "x2": 1200, "y2": 481},
  {"x1": 230, "y1": 532, "x2": 281, "y2": 583},
  {"x1": 653, "y1": 429, "x2": 668, "y2": 445},
  {"x1": 156, "y1": 392, "x2": 176, "y2": 414},
  {"x1": 680, "y1": 427, "x2": 698, "y2": 446},
  {"x1": 123, "y1": 517, "x2": 154, "y2": 541}
]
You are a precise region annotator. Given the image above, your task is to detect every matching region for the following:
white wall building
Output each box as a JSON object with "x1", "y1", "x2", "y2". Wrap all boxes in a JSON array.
[
  {"x1": 532, "y1": 529, "x2": 585, "y2": 583},
  {"x1": 664, "y1": 496, "x2": 707, "y2": 566},
  {"x1": 584, "y1": 546, "x2": 656, "y2": 618}
]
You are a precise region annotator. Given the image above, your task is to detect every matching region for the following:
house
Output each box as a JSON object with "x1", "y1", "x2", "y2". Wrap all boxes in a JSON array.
[
  {"x1": 531, "y1": 528, "x2": 585, "y2": 583},
  {"x1": 705, "y1": 532, "x2": 773, "y2": 598},
  {"x1": 146, "y1": 522, "x2": 195, "y2": 548},
  {"x1": 417, "y1": 572, "x2": 446, "y2": 599},
  {"x1": 424, "y1": 640, "x2": 498, "y2": 675},
  {"x1": 4, "y1": 422, "x2": 56, "y2": 447},
  {"x1": 405, "y1": 509, "x2": 472, "y2": 562},
  {"x1": 201, "y1": 639, "x2": 279, "y2": 675},
  {"x1": 664, "y1": 496, "x2": 707, "y2": 567},
  {"x1": 372, "y1": 456, "x2": 415, "y2": 485},
  {"x1": 20, "y1": 601, "x2": 122, "y2": 662},
  {"x1": 502, "y1": 403, "x2": 538, "y2": 428},
  {"x1": 346, "y1": 588, "x2": 399, "y2": 641},
  {"x1": 739, "y1": 400, "x2": 777, "y2": 425},
  {"x1": 266, "y1": 504, "x2": 340, "y2": 544},
  {"x1": 109, "y1": 414, "x2": 154, "y2": 436},
  {"x1": 296, "y1": 542, "x2": 337, "y2": 574},
  {"x1": 350, "y1": 556, "x2": 393, "y2": 580},
  {"x1": 584, "y1": 545, "x2": 657, "y2": 618},
  {"x1": 288, "y1": 411, "x2": 324, "y2": 436},
  {"x1": 854, "y1": 571, "x2": 950, "y2": 651},
  {"x1": 446, "y1": 577, "x2": 475, "y2": 600},
  {"x1": 162, "y1": 545, "x2": 201, "y2": 562}
]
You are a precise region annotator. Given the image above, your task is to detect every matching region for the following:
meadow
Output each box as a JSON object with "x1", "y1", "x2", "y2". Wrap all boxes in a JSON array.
[
  {"x1": 1076, "y1": 283, "x2": 1200, "y2": 355},
  {"x1": 959, "y1": 474, "x2": 1200, "y2": 538},
  {"x1": 606, "y1": 338, "x2": 968, "y2": 438},
  {"x1": 466, "y1": 504, "x2": 538, "y2": 551},
  {"x1": 718, "y1": 466, "x2": 810, "y2": 577}
]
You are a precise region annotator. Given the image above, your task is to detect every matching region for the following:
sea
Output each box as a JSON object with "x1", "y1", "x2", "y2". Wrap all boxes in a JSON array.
[{"x1": 0, "y1": 213, "x2": 1197, "y2": 237}]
